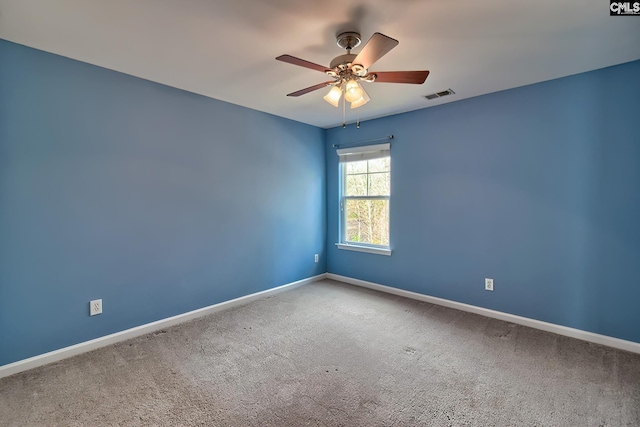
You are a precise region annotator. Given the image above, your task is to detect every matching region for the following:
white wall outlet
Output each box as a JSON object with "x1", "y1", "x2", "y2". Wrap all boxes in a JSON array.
[
  {"x1": 90, "y1": 299, "x2": 103, "y2": 316},
  {"x1": 485, "y1": 278, "x2": 494, "y2": 291},
  {"x1": 314, "y1": 254, "x2": 319, "y2": 263}
]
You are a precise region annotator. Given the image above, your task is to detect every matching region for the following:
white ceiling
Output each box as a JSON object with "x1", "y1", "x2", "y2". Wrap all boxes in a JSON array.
[{"x1": 1, "y1": 0, "x2": 639, "y2": 128}]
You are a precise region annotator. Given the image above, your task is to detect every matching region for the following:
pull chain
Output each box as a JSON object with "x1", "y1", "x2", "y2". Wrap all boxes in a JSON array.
[{"x1": 342, "y1": 89, "x2": 346, "y2": 128}]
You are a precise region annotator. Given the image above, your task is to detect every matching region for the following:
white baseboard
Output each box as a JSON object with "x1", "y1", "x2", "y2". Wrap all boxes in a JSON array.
[
  {"x1": 0, "y1": 273, "x2": 327, "y2": 379},
  {"x1": 327, "y1": 273, "x2": 640, "y2": 355}
]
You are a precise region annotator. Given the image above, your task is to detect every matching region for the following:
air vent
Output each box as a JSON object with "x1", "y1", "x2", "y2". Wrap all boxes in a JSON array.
[{"x1": 424, "y1": 89, "x2": 455, "y2": 100}]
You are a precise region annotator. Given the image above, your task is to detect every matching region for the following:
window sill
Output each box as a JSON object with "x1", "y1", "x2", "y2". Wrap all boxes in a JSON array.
[{"x1": 336, "y1": 243, "x2": 392, "y2": 256}]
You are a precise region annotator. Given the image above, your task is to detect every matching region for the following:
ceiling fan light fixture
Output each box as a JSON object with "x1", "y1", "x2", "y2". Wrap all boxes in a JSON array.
[
  {"x1": 344, "y1": 79, "x2": 363, "y2": 103},
  {"x1": 323, "y1": 85, "x2": 342, "y2": 107},
  {"x1": 350, "y1": 86, "x2": 371, "y2": 109},
  {"x1": 350, "y1": 96, "x2": 368, "y2": 109}
]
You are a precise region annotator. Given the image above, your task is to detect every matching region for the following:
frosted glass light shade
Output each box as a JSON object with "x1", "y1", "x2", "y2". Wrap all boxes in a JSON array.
[
  {"x1": 350, "y1": 85, "x2": 371, "y2": 109},
  {"x1": 323, "y1": 86, "x2": 342, "y2": 107},
  {"x1": 344, "y1": 79, "x2": 363, "y2": 103}
]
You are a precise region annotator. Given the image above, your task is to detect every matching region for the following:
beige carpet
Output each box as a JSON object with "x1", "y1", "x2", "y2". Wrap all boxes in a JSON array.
[{"x1": 1, "y1": 279, "x2": 639, "y2": 426}]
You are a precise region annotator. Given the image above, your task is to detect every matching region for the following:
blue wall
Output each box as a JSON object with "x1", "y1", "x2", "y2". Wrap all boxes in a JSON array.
[
  {"x1": 0, "y1": 40, "x2": 326, "y2": 365},
  {"x1": 2, "y1": 38, "x2": 638, "y2": 367},
  {"x1": 326, "y1": 60, "x2": 640, "y2": 344}
]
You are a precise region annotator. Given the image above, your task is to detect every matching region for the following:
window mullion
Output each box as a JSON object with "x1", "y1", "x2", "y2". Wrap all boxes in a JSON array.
[
  {"x1": 344, "y1": 196, "x2": 389, "y2": 201},
  {"x1": 366, "y1": 159, "x2": 370, "y2": 197}
]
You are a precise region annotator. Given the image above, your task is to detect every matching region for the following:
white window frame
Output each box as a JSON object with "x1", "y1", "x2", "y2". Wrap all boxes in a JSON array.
[{"x1": 336, "y1": 143, "x2": 392, "y2": 256}]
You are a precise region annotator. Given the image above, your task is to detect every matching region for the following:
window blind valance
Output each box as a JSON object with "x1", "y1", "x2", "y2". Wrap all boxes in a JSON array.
[{"x1": 336, "y1": 143, "x2": 390, "y2": 163}]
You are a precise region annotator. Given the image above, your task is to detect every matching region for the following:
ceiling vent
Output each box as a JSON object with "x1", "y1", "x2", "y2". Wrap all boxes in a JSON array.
[{"x1": 424, "y1": 89, "x2": 455, "y2": 100}]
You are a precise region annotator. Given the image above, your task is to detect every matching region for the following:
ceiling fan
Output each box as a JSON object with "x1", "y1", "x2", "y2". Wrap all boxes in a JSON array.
[{"x1": 276, "y1": 32, "x2": 430, "y2": 113}]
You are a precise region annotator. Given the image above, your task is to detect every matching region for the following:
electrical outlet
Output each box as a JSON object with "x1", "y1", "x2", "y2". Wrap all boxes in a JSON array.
[
  {"x1": 90, "y1": 299, "x2": 102, "y2": 316},
  {"x1": 314, "y1": 254, "x2": 319, "y2": 263},
  {"x1": 485, "y1": 278, "x2": 494, "y2": 291}
]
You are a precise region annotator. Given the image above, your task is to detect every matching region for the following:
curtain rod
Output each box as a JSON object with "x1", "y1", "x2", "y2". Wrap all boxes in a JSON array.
[{"x1": 332, "y1": 135, "x2": 393, "y2": 149}]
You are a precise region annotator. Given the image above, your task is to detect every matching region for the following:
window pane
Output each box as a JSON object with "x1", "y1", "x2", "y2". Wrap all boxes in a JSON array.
[
  {"x1": 368, "y1": 157, "x2": 390, "y2": 173},
  {"x1": 345, "y1": 199, "x2": 389, "y2": 246},
  {"x1": 346, "y1": 174, "x2": 367, "y2": 196},
  {"x1": 346, "y1": 160, "x2": 367, "y2": 174},
  {"x1": 368, "y1": 172, "x2": 390, "y2": 196}
]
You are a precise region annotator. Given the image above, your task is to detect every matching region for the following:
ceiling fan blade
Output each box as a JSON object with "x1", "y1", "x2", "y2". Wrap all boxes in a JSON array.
[
  {"x1": 352, "y1": 33, "x2": 399, "y2": 70},
  {"x1": 371, "y1": 70, "x2": 430, "y2": 84},
  {"x1": 276, "y1": 55, "x2": 330, "y2": 73},
  {"x1": 287, "y1": 81, "x2": 334, "y2": 97}
]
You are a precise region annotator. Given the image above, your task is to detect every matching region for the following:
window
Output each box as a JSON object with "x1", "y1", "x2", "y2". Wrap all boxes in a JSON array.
[{"x1": 337, "y1": 143, "x2": 391, "y2": 255}]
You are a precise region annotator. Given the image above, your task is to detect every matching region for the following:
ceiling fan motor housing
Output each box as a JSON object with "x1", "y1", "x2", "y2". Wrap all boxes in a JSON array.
[
  {"x1": 328, "y1": 32, "x2": 370, "y2": 81},
  {"x1": 329, "y1": 53, "x2": 357, "y2": 70}
]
